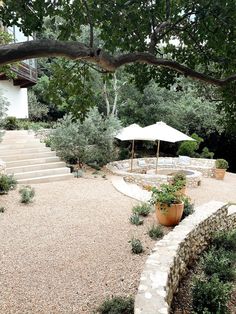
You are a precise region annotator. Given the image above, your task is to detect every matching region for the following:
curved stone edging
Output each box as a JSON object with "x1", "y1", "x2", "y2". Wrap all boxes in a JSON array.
[
  {"x1": 135, "y1": 201, "x2": 236, "y2": 314},
  {"x1": 107, "y1": 157, "x2": 216, "y2": 188}
]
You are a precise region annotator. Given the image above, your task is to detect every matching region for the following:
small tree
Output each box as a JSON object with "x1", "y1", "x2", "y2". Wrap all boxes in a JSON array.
[{"x1": 49, "y1": 107, "x2": 121, "y2": 165}]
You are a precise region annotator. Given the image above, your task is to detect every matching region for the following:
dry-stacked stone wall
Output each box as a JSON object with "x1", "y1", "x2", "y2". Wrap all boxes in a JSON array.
[
  {"x1": 107, "y1": 157, "x2": 216, "y2": 188},
  {"x1": 135, "y1": 201, "x2": 236, "y2": 314}
]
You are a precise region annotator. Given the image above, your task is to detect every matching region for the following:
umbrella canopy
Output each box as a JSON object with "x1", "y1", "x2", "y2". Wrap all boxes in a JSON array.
[
  {"x1": 142, "y1": 121, "x2": 194, "y2": 142},
  {"x1": 141, "y1": 122, "x2": 195, "y2": 173},
  {"x1": 115, "y1": 124, "x2": 144, "y2": 171},
  {"x1": 115, "y1": 123, "x2": 144, "y2": 141}
]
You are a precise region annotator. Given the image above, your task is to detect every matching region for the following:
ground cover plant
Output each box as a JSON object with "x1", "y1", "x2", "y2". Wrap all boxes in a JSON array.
[
  {"x1": 191, "y1": 229, "x2": 236, "y2": 313},
  {"x1": 129, "y1": 213, "x2": 144, "y2": 226},
  {"x1": 97, "y1": 296, "x2": 134, "y2": 314},
  {"x1": 130, "y1": 238, "x2": 144, "y2": 254},
  {"x1": 0, "y1": 174, "x2": 17, "y2": 194},
  {"x1": 148, "y1": 224, "x2": 164, "y2": 240},
  {"x1": 19, "y1": 185, "x2": 35, "y2": 204},
  {"x1": 132, "y1": 203, "x2": 152, "y2": 217}
]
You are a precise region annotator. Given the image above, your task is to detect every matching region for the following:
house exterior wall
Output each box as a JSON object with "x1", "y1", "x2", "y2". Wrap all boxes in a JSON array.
[{"x1": 0, "y1": 80, "x2": 28, "y2": 118}]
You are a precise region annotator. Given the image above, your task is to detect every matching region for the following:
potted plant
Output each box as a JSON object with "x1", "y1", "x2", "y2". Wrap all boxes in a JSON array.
[
  {"x1": 150, "y1": 183, "x2": 185, "y2": 226},
  {"x1": 215, "y1": 159, "x2": 228, "y2": 180},
  {"x1": 170, "y1": 172, "x2": 187, "y2": 195}
]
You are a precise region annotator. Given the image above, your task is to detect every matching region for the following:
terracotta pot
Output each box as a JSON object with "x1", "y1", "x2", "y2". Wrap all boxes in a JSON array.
[
  {"x1": 155, "y1": 202, "x2": 184, "y2": 227},
  {"x1": 214, "y1": 168, "x2": 226, "y2": 180}
]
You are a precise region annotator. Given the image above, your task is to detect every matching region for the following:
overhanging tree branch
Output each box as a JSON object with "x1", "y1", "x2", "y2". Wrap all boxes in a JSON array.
[{"x1": 0, "y1": 39, "x2": 236, "y2": 87}]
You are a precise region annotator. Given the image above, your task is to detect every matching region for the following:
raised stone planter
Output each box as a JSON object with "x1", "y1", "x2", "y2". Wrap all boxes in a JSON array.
[{"x1": 135, "y1": 201, "x2": 236, "y2": 314}]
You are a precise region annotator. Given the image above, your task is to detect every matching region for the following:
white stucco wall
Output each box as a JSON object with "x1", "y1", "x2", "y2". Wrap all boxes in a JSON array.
[{"x1": 0, "y1": 80, "x2": 28, "y2": 118}]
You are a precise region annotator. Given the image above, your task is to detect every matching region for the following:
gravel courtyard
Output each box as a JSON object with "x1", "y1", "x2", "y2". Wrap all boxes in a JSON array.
[{"x1": 0, "y1": 171, "x2": 235, "y2": 313}]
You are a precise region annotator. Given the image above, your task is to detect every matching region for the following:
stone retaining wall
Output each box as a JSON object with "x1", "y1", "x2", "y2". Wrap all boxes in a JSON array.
[
  {"x1": 107, "y1": 157, "x2": 215, "y2": 177},
  {"x1": 107, "y1": 157, "x2": 215, "y2": 188},
  {"x1": 135, "y1": 201, "x2": 236, "y2": 314}
]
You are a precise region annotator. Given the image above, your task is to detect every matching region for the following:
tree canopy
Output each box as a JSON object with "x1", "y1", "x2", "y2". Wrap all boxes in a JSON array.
[
  {"x1": 0, "y1": 1, "x2": 236, "y2": 86},
  {"x1": 0, "y1": 1, "x2": 236, "y2": 123}
]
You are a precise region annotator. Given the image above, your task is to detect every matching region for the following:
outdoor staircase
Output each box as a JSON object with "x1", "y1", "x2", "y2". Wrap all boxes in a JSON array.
[{"x1": 0, "y1": 130, "x2": 73, "y2": 184}]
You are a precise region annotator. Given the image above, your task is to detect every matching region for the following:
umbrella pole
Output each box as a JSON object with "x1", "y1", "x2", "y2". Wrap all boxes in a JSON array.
[
  {"x1": 155, "y1": 140, "x2": 160, "y2": 174},
  {"x1": 131, "y1": 140, "x2": 135, "y2": 172}
]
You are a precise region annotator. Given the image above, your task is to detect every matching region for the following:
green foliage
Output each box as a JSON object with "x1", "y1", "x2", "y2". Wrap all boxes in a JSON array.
[
  {"x1": 129, "y1": 213, "x2": 143, "y2": 226},
  {"x1": 0, "y1": 174, "x2": 17, "y2": 194},
  {"x1": 19, "y1": 185, "x2": 35, "y2": 204},
  {"x1": 177, "y1": 133, "x2": 203, "y2": 157},
  {"x1": 202, "y1": 248, "x2": 235, "y2": 283},
  {"x1": 192, "y1": 275, "x2": 232, "y2": 314},
  {"x1": 201, "y1": 147, "x2": 214, "y2": 159},
  {"x1": 3, "y1": 116, "x2": 19, "y2": 130},
  {"x1": 2, "y1": 1, "x2": 236, "y2": 125},
  {"x1": 97, "y1": 296, "x2": 134, "y2": 314},
  {"x1": 215, "y1": 159, "x2": 229, "y2": 169},
  {"x1": 130, "y1": 238, "x2": 143, "y2": 254},
  {"x1": 181, "y1": 197, "x2": 194, "y2": 220},
  {"x1": 49, "y1": 108, "x2": 121, "y2": 165},
  {"x1": 0, "y1": 206, "x2": 6, "y2": 213},
  {"x1": 132, "y1": 203, "x2": 151, "y2": 217},
  {"x1": 28, "y1": 90, "x2": 49, "y2": 121},
  {"x1": 148, "y1": 225, "x2": 164, "y2": 240},
  {"x1": 17, "y1": 120, "x2": 53, "y2": 131},
  {"x1": 43, "y1": 60, "x2": 96, "y2": 120},
  {"x1": 150, "y1": 184, "x2": 184, "y2": 207},
  {"x1": 171, "y1": 172, "x2": 186, "y2": 190},
  {"x1": 211, "y1": 230, "x2": 236, "y2": 251},
  {"x1": 0, "y1": 90, "x2": 9, "y2": 129}
]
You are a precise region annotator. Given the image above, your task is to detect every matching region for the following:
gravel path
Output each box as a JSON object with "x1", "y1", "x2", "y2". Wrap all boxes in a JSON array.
[
  {"x1": 0, "y1": 171, "x2": 235, "y2": 313},
  {"x1": 0, "y1": 172, "x2": 162, "y2": 314}
]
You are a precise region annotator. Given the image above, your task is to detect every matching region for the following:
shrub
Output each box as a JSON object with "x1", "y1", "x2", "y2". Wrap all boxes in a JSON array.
[
  {"x1": 181, "y1": 197, "x2": 194, "y2": 220},
  {"x1": 129, "y1": 213, "x2": 143, "y2": 226},
  {"x1": 202, "y1": 248, "x2": 235, "y2": 282},
  {"x1": 97, "y1": 296, "x2": 134, "y2": 314},
  {"x1": 177, "y1": 133, "x2": 203, "y2": 157},
  {"x1": 215, "y1": 159, "x2": 229, "y2": 169},
  {"x1": 148, "y1": 224, "x2": 164, "y2": 240},
  {"x1": 49, "y1": 108, "x2": 121, "y2": 165},
  {"x1": 130, "y1": 238, "x2": 143, "y2": 254},
  {"x1": 0, "y1": 206, "x2": 6, "y2": 213},
  {"x1": 0, "y1": 174, "x2": 17, "y2": 194},
  {"x1": 201, "y1": 147, "x2": 214, "y2": 159},
  {"x1": 132, "y1": 203, "x2": 151, "y2": 216},
  {"x1": 171, "y1": 172, "x2": 186, "y2": 190},
  {"x1": 211, "y1": 229, "x2": 236, "y2": 251},
  {"x1": 192, "y1": 275, "x2": 232, "y2": 314},
  {"x1": 19, "y1": 185, "x2": 35, "y2": 204},
  {"x1": 150, "y1": 184, "x2": 185, "y2": 208},
  {"x1": 3, "y1": 116, "x2": 19, "y2": 130}
]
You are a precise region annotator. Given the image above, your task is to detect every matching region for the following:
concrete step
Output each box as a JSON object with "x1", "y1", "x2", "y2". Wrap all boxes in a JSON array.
[
  {"x1": 18, "y1": 173, "x2": 73, "y2": 184},
  {"x1": 13, "y1": 167, "x2": 71, "y2": 180},
  {"x1": 0, "y1": 151, "x2": 56, "y2": 161},
  {"x1": 1, "y1": 139, "x2": 41, "y2": 144},
  {"x1": 6, "y1": 162, "x2": 66, "y2": 174},
  {"x1": 6, "y1": 156, "x2": 61, "y2": 167},
  {"x1": 0, "y1": 147, "x2": 51, "y2": 155},
  {"x1": 0, "y1": 142, "x2": 45, "y2": 150}
]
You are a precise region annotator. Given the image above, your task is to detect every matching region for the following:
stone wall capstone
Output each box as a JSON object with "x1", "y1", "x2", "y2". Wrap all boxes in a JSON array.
[{"x1": 135, "y1": 201, "x2": 236, "y2": 314}]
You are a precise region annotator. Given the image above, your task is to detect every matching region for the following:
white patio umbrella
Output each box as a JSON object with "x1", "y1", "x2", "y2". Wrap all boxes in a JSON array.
[
  {"x1": 115, "y1": 123, "x2": 144, "y2": 171},
  {"x1": 141, "y1": 122, "x2": 195, "y2": 173}
]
